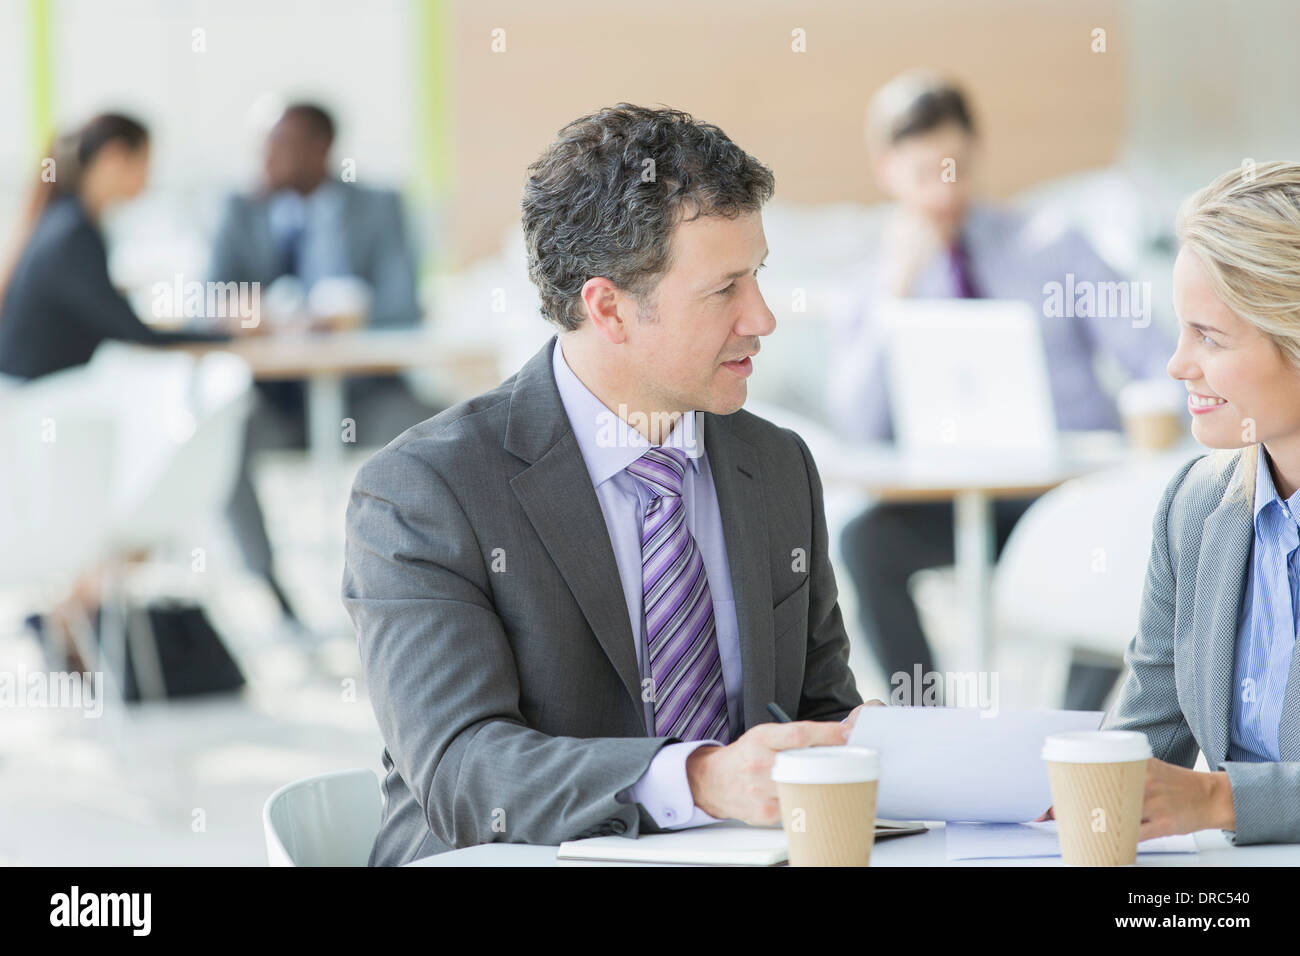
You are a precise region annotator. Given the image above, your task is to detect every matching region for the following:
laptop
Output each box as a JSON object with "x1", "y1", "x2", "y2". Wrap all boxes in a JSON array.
[{"x1": 880, "y1": 298, "x2": 1060, "y2": 479}]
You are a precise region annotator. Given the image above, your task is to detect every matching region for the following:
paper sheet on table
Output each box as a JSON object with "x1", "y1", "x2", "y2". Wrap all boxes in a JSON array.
[
  {"x1": 846, "y1": 706, "x2": 1103, "y2": 821},
  {"x1": 946, "y1": 822, "x2": 1198, "y2": 860}
]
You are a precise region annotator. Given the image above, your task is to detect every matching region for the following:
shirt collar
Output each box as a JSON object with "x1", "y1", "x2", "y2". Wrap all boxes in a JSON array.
[
  {"x1": 1254, "y1": 443, "x2": 1300, "y2": 525},
  {"x1": 270, "y1": 179, "x2": 341, "y2": 213},
  {"x1": 550, "y1": 336, "x2": 702, "y2": 489}
]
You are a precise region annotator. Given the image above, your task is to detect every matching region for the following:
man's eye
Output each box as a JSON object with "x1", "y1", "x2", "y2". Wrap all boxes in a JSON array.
[{"x1": 717, "y1": 265, "x2": 764, "y2": 296}]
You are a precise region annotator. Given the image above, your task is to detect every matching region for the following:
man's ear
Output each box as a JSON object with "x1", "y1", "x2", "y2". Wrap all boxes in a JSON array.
[{"x1": 580, "y1": 277, "x2": 629, "y2": 345}]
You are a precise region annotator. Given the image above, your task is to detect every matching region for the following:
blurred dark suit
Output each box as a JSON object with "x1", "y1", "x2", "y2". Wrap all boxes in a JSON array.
[{"x1": 209, "y1": 180, "x2": 441, "y2": 605}]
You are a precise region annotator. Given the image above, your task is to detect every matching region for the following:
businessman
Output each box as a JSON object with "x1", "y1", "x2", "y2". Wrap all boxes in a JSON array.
[
  {"x1": 825, "y1": 72, "x2": 1174, "y2": 708},
  {"x1": 211, "y1": 102, "x2": 438, "y2": 623},
  {"x1": 343, "y1": 103, "x2": 872, "y2": 865}
]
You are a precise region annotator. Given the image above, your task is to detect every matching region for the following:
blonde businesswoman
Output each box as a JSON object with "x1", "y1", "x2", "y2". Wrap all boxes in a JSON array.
[{"x1": 1096, "y1": 161, "x2": 1300, "y2": 845}]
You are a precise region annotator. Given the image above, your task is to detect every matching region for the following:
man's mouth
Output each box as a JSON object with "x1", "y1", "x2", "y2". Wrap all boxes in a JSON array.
[{"x1": 721, "y1": 355, "x2": 754, "y2": 378}]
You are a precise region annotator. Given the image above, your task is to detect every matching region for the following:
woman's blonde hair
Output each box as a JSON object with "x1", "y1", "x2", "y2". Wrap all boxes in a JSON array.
[{"x1": 1176, "y1": 160, "x2": 1300, "y2": 503}]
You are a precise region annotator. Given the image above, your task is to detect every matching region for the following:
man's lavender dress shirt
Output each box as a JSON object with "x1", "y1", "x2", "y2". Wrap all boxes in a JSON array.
[{"x1": 550, "y1": 337, "x2": 736, "y2": 828}]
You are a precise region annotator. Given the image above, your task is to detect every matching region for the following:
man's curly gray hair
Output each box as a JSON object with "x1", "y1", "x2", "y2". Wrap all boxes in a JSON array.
[{"x1": 521, "y1": 103, "x2": 776, "y2": 331}]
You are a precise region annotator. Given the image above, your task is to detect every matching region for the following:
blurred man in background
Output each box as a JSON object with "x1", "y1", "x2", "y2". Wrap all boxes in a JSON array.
[
  {"x1": 210, "y1": 102, "x2": 441, "y2": 625},
  {"x1": 826, "y1": 71, "x2": 1174, "y2": 709}
]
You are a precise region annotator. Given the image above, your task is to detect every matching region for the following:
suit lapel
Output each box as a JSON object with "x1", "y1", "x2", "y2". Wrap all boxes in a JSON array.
[
  {"x1": 1192, "y1": 453, "x2": 1254, "y2": 766},
  {"x1": 244, "y1": 201, "x2": 286, "y2": 283},
  {"x1": 502, "y1": 338, "x2": 780, "y2": 737},
  {"x1": 1273, "y1": 465, "x2": 1300, "y2": 760},
  {"x1": 505, "y1": 338, "x2": 643, "y2": 721},
  {"x1": 704, "y1": 412, "x2": 775, "y2": 734},
  {"x1": 334, "y1": 183, "x2": 365, "y2": 275},
  {"x1": 1280, "y1": 624, "x2": 1300, "y2": 761},
  {"x1": 248, "y1": 202, "x2": 283, "y2": 284}
]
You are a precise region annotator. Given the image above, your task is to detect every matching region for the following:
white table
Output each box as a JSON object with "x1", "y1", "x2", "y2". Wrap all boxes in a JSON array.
[
  {"x1": 406, "y1": 821, "x2": 1300, "y2": 867},
  {"x1": 177, "y1": 329, "x2": 500, "y2": 481},
  {"x1": 174, "y1": 330, "x2": 501, "y2": 551}
]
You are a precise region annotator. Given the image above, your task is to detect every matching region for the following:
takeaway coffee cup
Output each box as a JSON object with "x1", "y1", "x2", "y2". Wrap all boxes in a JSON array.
[
  {"x1": 1042, "y1": 730, "x2": 1151, "y2": 866},
  {"x1": 771, "y1": 746, "x2": 879, "y2": 867},
  {"x1": 1118, "y1": 379, "x2": 1187, "y2": 452}
]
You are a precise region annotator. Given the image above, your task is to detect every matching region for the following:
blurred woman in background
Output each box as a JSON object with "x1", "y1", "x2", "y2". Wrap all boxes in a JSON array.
[
  {"x1": 0, "y1": 112, "x2": 227, "y2": 379},
  {"x1": 1099, "y1": 161, "x2": 1300, "y2": 845},
  {"x1": 0, "y1": 114, "x2": 307, "y2": 632},
  {"x1": 0, "y1": 114, "x2": 275, "y2": 680}
]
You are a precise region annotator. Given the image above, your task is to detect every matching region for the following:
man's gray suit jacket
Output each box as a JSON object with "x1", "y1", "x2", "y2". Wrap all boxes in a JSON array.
[{"x1": 342, "y1": 335, "x2": 862, "y2": 865}]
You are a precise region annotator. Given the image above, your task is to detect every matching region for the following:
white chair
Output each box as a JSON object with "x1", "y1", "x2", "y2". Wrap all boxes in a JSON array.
[
  {"x1": 263, "y1": 768, "x2": 383, "y2": 867},
  {"x1": 0, "y1": 363, "x2": 121, "y2": 682},
  {"x1": 992, "y1": 451, "x2": 1195, "y2": 704},
  {"x1": 262, "y1": 770, "x2": 379, "y2": 868},
  {"x1": 0, "y1": 342, "x2": 254, "y2": 701},
  {"x1": 0, "y1": 363, "x2": 119, "y2": 588},
  {"x1": 98, "y1": 346, "x2": 254, "y2": 700},
  {"x1": 84, "y1": 343, "x2": 253, "y2": 552}
]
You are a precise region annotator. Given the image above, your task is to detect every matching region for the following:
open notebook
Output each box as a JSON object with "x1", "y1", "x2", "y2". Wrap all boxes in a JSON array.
[{"x1": 556, "y1": 819, "x2": 928, "y2": 866}]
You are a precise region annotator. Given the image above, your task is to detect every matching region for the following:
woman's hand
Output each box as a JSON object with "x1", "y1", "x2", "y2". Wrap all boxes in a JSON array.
[
  {"x1": 1032, "y1": 759, "x2": 1234, "y2": 837},
  {"x1": 1138, "y1": 758, "x2": 1234, "y2": 841}
]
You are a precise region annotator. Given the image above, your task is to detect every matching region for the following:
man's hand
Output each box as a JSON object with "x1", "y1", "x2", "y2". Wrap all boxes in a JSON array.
[
  {"x1": 880, "y1": 206, "x2": 949, "y2": 297},
  {"x1": 839, "y1": 698, "x2": 886, "y2": 740},
  {"x1": 684, "y1": 702, "x2": 887, "y2": 825},
  {"x1": 685, "y1": 721, "x2": 848, "y2": 825}
]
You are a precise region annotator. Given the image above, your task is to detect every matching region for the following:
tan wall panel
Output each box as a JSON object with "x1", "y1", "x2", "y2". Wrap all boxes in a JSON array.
[{"x1": 446, "y1": 0, "x2": 1122, "y2": 267}]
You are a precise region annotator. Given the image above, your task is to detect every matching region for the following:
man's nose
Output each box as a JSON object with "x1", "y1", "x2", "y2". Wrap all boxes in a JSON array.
[{"x1": 739, "y1": 284, "x2": 777, "y2": 338}]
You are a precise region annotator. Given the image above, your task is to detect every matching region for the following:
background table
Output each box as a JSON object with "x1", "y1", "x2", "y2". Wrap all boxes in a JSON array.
[
  {"x1": 176, "y1": 329, "x2": 500, "y2": 480},
  {"x1": 816, "y1": 435, "x2": 1136, "y2": 676},
  {"x1": 406, "y1": 821, "x2": 1300, "y2": 867}
]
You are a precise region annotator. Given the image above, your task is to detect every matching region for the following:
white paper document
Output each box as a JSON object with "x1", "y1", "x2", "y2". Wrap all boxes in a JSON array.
[
  {"x1": 845, "y1": 706, "x2": 1103, "y2": 822},
  {"x1": 946, "y1": 822, "x2": 1198, "y2": 860}
]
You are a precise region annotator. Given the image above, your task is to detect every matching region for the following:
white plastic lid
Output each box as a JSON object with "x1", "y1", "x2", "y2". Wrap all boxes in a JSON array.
[
  {"x1": 1042, "y1": 730, "x2": 1152, "y2": 763},
  {"x1": 770, "y1": 746, "x2": 879, "y2": 784}
]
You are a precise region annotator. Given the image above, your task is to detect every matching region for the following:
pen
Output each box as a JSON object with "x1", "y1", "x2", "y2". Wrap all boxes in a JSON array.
[{"x1": 767, "y1": 702, "x2": 793, "y2": 723}]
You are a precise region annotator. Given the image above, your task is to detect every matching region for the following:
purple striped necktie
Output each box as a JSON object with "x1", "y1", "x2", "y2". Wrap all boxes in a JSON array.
[
  {"x1": 948, "y1": 237, "x2": 980, "y2": 298},
  {"x1": 625, "y1": 445, "x2": 730, "y2": 744}
]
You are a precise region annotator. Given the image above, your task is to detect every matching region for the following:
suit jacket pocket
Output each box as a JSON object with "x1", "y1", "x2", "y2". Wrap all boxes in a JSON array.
[{"x1": 772, "y1": 577, "x2": 810, "y2": 640}]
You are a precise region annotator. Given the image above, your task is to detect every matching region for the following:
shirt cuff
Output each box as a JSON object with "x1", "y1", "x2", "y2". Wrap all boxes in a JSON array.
[{"x1": 618, "y1": 740, "x2": 724, "y2": 829}]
